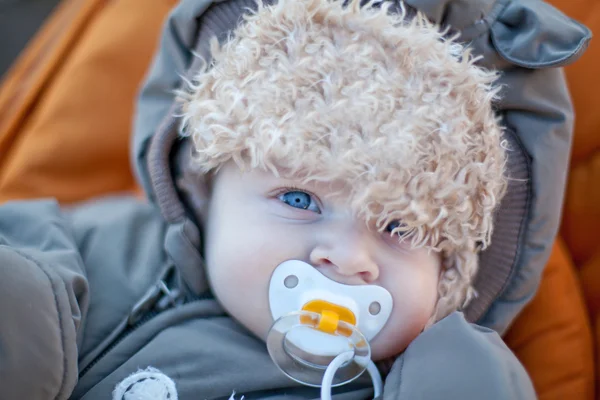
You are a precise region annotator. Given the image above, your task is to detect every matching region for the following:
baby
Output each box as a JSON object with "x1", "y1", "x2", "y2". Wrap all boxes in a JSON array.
[
  {"x1": 180, "y1": 0, "x2": 504, "y2": 360},
  {"x1": 169, "y1": 0, "x2": 520, "y2": 396},
  {"x1": 1, "y1": 0, "x2": 589, "y2": 398}
]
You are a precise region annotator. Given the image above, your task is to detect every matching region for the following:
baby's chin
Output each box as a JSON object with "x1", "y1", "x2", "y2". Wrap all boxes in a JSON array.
[
  {"x1": 368, "y1": 322, "x2": 424, "y2": 361},
  {"x1": 241, "y1": 316, "x2": 273, "y2": 342},
  {"x1": 369, "y1": 335, "x2": 411, "y2": 361}
]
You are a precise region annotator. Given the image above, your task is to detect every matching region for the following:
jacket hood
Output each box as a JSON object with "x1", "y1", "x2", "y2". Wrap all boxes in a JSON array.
[{"x1": 131, "y1": 0, "x2": 591, "y2": 334}]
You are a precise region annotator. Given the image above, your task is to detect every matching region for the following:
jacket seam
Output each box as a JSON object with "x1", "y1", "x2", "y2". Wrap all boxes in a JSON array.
[
  {"x1": 10, "y1": 248, "x2": 68, "y2": 400},
  {"x1": 492, "y1": 23, "x2": 591, "y2": 68},
  {"x1": 485, "y1": 0, "x2": 592, "y2": 69},
  {"x1": 396, "y1": 354, "x2": 405, "y2": 399}
]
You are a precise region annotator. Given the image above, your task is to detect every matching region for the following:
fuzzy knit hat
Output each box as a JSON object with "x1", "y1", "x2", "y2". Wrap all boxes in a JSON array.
[{"x1": 178, "y1": 0, "x2": 507, "y2": 323}]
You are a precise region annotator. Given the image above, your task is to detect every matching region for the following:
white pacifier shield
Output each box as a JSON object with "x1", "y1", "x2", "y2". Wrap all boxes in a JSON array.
[{"x1": 269, "y1": 260, "x2": 393, "y2": 342}]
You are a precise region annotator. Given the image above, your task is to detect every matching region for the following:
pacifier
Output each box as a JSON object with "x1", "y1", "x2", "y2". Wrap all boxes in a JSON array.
[{"x1": 266, "y1": 260, "x2": 392, "y2": 397}]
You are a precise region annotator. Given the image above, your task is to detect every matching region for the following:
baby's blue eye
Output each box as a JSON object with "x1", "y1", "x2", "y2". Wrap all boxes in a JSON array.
[
  {"x1": 386, "y1": 220, "x2": 407, "y2": 237},
  {"x1": 279, "y1": 191, "x2": 320, "y2": 213}
]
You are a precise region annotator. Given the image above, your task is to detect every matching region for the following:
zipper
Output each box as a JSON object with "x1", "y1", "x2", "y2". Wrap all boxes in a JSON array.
[
  {"x1": 78, "y1": 310, "x2": 161, "y2": 378},
  {"x1": 78, "y1": 268, "x2": 195, "y2": 379}
]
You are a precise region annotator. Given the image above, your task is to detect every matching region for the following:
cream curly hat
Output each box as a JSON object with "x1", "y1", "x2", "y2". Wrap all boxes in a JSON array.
[{"x1": 179, "y1": 0, "x2": 507, "y2": 323}]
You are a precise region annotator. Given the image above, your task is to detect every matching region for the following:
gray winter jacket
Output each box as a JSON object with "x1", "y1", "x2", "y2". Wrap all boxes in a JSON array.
[{"x1": 0, "y1": 0, "x2": 591, "y2": 399}]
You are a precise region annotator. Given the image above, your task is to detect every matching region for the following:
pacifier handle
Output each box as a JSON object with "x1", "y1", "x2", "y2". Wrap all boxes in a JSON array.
[{"x1": 320, "y1": 353, "x2": 383, "y2": 400}]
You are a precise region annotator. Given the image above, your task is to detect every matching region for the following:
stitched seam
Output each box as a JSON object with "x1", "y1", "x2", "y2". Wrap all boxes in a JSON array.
[
  {"x1": 175, "y1": 221, "x2": 208, "y2": 295},
  {"x1": 9, "y1": 248, "x2": 69, "y2": 400},
  {"x1": 179, "y1": 224, "x2": 202, "y2": 266},
  {"x1": 495, "y1": 29, "x2": 590, "y2": 68},
  {"x1": 123, "y1": 377, "x2": 161, "y2": 395},
  {"x1": 489, "y1": 7, "x2": 591, "y2": 69},
  {"x1": 396, "y1": 355, "x2": 405, "y2": 399},
  {"x1": 460, "y1": 0, "x2": 510, "y2": 42}
]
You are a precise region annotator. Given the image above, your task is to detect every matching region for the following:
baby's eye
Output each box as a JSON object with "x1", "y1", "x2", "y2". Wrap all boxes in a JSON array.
[
  {"x1": 385, "y1": 220, "x2": 408, "y2": 237},
  {"x1": 278, "y1": 191, "x2": 321, "y2": 213}
]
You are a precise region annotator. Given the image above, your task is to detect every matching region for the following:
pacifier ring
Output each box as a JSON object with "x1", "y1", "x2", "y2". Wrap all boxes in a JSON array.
[
  {"x1": 267, "y1": 310, "x2": 370, "y2": 388},
  {"x1": 320, "y1": 353, "x2": 383, "y2": 400}
]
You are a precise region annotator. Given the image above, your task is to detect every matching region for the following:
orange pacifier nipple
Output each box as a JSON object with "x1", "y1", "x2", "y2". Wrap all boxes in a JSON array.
[{"x1": 301, "y1": 300, "x2": 355, "y2": 335}]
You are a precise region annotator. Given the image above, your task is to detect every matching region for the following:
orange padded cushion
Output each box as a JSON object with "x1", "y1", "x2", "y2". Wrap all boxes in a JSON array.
[
  {"x1": 547, "y1": 0, "x2": 600, "y2": 392},
  {"x1": 556, "y1": 0, "x2": 600, "y2": 268},
  {"x1": 504, "y1": 238, "x2": 594, "y2": 399},
  {"x1": 0, "y1": 0, "x2": 175, "y2": 203}
]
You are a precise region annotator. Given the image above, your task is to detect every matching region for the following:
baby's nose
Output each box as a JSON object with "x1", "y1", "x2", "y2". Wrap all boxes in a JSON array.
[{"x1": 309, "y1": 225, "x2": 379, "y2": 283}]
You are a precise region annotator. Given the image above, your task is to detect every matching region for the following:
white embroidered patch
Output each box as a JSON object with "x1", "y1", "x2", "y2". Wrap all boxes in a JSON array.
[
  {"x1": 228, "y1": 391, "x2": 245, "y2": 400},
  {"x1": 113, "y1": 367, "x2": 178, "y2": 400}
]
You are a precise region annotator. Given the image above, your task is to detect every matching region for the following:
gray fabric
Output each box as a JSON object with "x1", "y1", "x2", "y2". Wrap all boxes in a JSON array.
[
  {"x1": 383, "y1": 312, "x2": 536, "y2": 399},
  {"x1": 132, "y1": 0, "x2": 216, "y2": 206},
  {"x1": 64, "y1": 197, "x2": 169, "y2": 360},
  {"x1": 163, "y1": 219, "x2": 210, "y2": 295},
  {"x1": 0, "y1": 200, "x2": 88, "y2": 400}
]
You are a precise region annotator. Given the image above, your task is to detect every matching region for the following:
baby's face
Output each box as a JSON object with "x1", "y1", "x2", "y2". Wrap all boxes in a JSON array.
[{"x1": 202, "y1": 162, "x2": 441, "y2": 361}]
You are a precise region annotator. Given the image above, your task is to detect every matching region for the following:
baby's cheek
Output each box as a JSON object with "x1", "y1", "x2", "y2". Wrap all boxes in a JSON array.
[
  {"x1": 369, "y1": 271, "x2": 438, "y2": 359},
  {"x1": 370, "y1": 302, "x2": 431, "y2": 361},
  {"x1": 213, "y1": 257, "x2": 275, "y2": 336}
]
